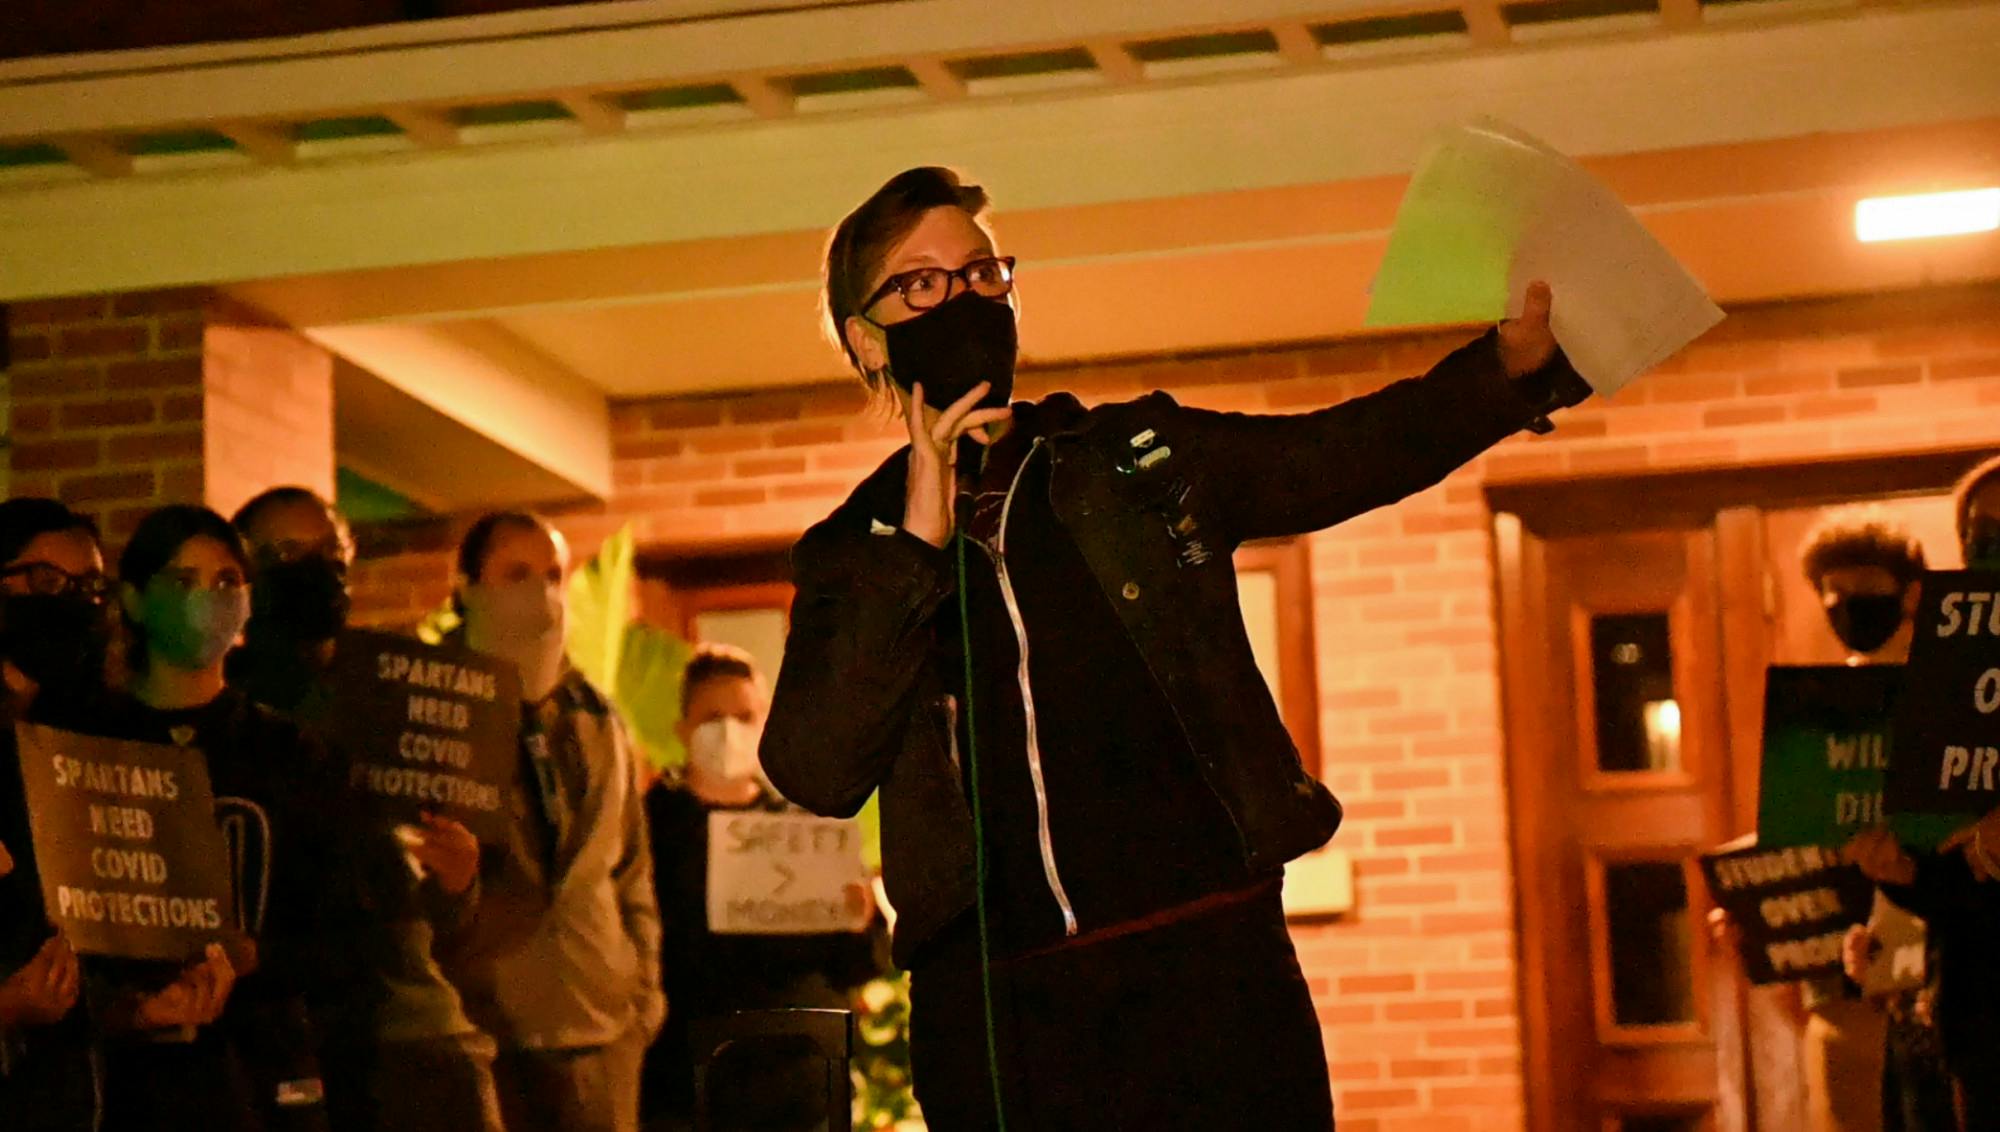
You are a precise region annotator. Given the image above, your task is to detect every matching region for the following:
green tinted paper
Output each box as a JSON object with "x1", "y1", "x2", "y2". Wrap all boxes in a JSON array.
[{"x1": 1368, "y1": 119, "x2": 1724, "y2": 395}]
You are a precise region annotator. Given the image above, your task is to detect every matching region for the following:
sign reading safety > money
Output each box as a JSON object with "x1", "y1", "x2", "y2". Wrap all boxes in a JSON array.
[{"x1": 706, "y1": 811, "x2": 872, "y2": 936}]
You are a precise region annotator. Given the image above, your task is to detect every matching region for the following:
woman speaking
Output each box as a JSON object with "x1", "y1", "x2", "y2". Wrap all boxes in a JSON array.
[{"x1": 760, "y1": 166, "x2": 1590, "y2": 1129}]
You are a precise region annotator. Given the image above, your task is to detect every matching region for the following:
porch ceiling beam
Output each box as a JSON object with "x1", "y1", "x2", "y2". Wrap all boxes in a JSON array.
[{"x1": 1, "y1": 4, "x2": 1995, "y2": 302}]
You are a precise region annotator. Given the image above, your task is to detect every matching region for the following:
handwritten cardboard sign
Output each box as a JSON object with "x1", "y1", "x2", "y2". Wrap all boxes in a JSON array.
[
  {"x1": 14, "y1": 722, "x2": 234, "y2": 961},
  {"x1": 328, "y1": 629, "x2": 523, "y2": 842},
  {"x1": 1757, "y1": 666, "x2": 1901, "y2": 848},
  {"x1": 1698, "y1": 836, "x2": 1874, "y2": 985},
  {"x1": 1886, "y1": 571, "x2": 2000, "y2": 848},
  {"x1": 706, "y1": 811, "x2": 871, "y2": 936}
]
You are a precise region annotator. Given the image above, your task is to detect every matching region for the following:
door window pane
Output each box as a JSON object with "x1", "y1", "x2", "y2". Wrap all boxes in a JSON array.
[
  {"x1": 1604, "y1": 862, "x2": 1696, "y2": 1026},
  {"x1": 1590, "y1": 613, "x2": 1680, "y2": 772},
  {"x1": 1236, "y1": 568, "x2": 1282, "y2": 701},
  {"x1": 692, "y1": 607, "x2": 788, "y2": 687}
]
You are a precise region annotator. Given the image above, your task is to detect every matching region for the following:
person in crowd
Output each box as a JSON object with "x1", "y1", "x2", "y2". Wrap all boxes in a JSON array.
[
  {"x1": 1796, "y1": 516, "x2": 1951, "y2": 1132},
  {"x1": 444, "y1": 511, "x2": 664, "y2": 1132},
  {"x1": 641, "y1": 645, "x2": 885, "y2": 1132},
  {"x1": 1847, "y1": 454, "x2": 2000, "y2": 1129},
  {"x1": 0, "y1": 499, "x2": 111, "y2": 1130},
  {"x1": 91, "y1": 504, "x2": 341, "y2": 1132},
  {"x1": 228, "y1": 487, "x2": 500, "y2": 1132},
  {"x1": 758, "y1": 166, "x2": 1591, "y2": 1128}
]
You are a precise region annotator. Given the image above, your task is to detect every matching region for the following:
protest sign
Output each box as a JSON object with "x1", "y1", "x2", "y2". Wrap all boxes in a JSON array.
[
  {"x1": 1698, "y1": 835, "x2": 1874, "y2": 985},
  {"x1": 706, "y1": 811, "x2": 872, "y2": 936},
  {"x1": 15, "y1": 722, "x2": 234, "y2": 961},
  {"x1": 1756, "y1": 666, "x2": 1901, "y2": 848},
  {"x1": 1860, "y1": 895, "x2": 1928, "y2": 998},
  {"x1": 1886, "y1": 571, "x2": 2000, "y2": 848},
  {"x1": 328, "y1": 629, "x2": 523, "y2": 842}
]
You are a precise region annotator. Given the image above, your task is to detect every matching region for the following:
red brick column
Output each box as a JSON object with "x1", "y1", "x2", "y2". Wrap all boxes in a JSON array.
[{"x1": 5, "y1": 289, "x2": 334, "y2": 544}]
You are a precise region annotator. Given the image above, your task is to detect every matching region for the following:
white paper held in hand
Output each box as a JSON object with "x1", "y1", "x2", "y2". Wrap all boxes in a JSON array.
[{"x1": 1366, "y1": 118, "x2": 1724, "y2": 395}]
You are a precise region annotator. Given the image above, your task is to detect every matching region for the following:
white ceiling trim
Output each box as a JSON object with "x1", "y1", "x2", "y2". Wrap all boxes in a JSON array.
[{"x1": 0, "y1": 3, "x2": 1995, "y2": 301}]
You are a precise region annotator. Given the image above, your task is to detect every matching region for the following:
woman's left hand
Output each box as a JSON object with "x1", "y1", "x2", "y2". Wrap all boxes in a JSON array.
[{"x1": 1498, "y1": 280, "x2": 1559, "y2": 379}]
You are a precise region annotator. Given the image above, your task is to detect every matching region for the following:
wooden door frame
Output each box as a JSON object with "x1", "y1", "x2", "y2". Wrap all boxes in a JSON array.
[{"x1": 1490, "y1": 444, "x2": 1996, "y2": 1132}]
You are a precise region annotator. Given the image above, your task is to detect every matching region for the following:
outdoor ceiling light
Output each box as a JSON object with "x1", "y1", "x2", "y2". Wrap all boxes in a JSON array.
[{"x1": 1855, "y1": 188, "x2": 2000, "y2": 243}]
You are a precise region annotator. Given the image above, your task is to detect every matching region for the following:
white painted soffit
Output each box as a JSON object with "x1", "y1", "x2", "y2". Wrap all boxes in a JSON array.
[
  {"x1": 309, "y1": 320, "x2": 613, "y2": 500},
  {"x1": 0, "y1": 2, "x2": 1996, "y2": 300}
]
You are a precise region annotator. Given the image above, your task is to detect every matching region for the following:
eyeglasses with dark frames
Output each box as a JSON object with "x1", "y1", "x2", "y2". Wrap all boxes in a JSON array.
[
  {"x1": 862, "y1": 256, "x2": 1016, "y2": 316},
  {"x1": 0, "y1": 563, "x2": 112, "y2": 604}
]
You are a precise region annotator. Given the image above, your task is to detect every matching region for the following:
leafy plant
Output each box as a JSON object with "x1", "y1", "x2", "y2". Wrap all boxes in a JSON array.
[{"x1": 851, "y1": 973, "x2": 925, "y2": 1131}]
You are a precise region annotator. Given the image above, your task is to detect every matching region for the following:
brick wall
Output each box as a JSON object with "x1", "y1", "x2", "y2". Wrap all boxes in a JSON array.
[
  {"x1": 6, "y1": 290, "x2": 211, "y2": 542},
  {"x1": 347, "y1": 282, "x2": 2000, "y2": 1131},
  {"x1": 4, "y1": 289, "x2": 336, "y2": 545}
]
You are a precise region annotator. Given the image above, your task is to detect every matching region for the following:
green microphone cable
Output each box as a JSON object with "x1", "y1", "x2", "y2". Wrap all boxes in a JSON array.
[{"x1": 953, "y1": 528, "x2": 1009, "y2": 1131}]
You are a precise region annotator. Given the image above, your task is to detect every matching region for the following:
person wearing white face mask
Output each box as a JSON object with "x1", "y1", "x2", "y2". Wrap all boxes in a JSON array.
[
  {"x1": 441, "y1": 512, "x2": 664, "y2": 1132},
  {"x1": 638, "y1": 646, "x2": 884, "y2": 1132},
  {"x1": 94, "y1": 505, "x2": 359, "y2": 1132}
]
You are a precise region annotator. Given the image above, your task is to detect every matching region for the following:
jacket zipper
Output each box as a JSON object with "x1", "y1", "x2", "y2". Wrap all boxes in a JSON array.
[{"x1": 974, "y1": 438, "x2": 1080, "y2": 937}]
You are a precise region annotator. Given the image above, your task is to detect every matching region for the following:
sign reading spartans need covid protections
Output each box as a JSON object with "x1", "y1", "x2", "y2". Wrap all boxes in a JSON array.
[
  {"x1": 1756, "y1": 665, "x2": 1901, "y2": 848},
  {"x1": 15, "y1": 722, "x2": 235, "y2": 961},
  {"x1": 328, "y1": 629, "x2": 523, "y2": 843},
  {"x1": 1887, "y1": 571, "x2": 2000, "y2": 849}
]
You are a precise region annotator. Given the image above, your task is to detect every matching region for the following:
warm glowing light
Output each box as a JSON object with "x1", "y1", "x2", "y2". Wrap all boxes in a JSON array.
[
  {"x1": 1643, "y1": 699, "x2": 1682, "y2": 771},
  {"x1": 1855, "y1": 189, "x2": 2000, "y2": 243}
]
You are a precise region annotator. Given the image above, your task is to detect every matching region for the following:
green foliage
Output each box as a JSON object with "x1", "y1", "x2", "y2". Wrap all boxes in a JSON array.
[{"x1": 851, "y1": 974, "x2": 925, "y2": 1130}]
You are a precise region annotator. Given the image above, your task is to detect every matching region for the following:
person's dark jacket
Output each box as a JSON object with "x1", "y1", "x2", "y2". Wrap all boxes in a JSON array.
[
  {"x1": 1880, "y1": 850, "x2": 2000, "y2": 1083},
  {"x1": 92, "y1": 688, "x2": 355, "y2": 1132},
  {"x1": 760, "y1": 328, "x2": 1590, "y2": 965}
]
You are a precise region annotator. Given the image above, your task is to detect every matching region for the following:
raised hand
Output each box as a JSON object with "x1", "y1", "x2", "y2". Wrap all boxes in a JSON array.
[
  {"x1": 901, "y1": 382, "x2": 1013, "y2": 549},
  {"x1": 1498, "y1": 280, "x2": 1559, "y2": 379}
]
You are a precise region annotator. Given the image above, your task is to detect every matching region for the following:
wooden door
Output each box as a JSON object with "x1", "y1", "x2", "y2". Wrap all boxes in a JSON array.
[{"x1": 1499, "y1": 519, "x2": 1736, "y2": 1132}]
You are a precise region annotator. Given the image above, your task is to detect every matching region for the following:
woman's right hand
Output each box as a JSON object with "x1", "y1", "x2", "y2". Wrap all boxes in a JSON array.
[
  {"x1": 902, "y1": 382, "x2": 1013, "y2": 549},
  {"x1": 128, "y1": 943, "x2": 235, "y2": 1030},
  {"x1": 0, "y1": 932, "x2": 80, "y2": 1028}
]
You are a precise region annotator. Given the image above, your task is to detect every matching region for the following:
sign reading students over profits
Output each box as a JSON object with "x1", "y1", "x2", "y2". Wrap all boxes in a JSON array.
[
  {"x1": 1699, "y1": 835, "x2": 1875, "y2": 985},
  {"x1": 1887, "y1": 571, "x2": 2000, "y2": 849},
  {"x1": 1757, "y1": 666, "x2": 1902, "y2": 848},
  {"x1": 706, "y1": 811, "x2": 872, "y2": 936},
  {"x1": 14, "y1": 722, "x2": 234, "y2": 961},
  {"x1": 329, "y1": 629, "x2": 523, "y2": 843}
]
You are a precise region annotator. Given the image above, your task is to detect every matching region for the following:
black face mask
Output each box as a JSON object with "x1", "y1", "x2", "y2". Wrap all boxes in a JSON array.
[
  {"x1": 1964, "y1": 518, "x2": 2000, "y2": 572},
  {"x1": 0, "y1": 594, "x2": 110, "y2": 695},
  {"x1": 880, "y1": 293, "x2": 1018, "y2": 412},
  {"x1": 249, "y1": 556, "x2": 352, "y2": 645},
  {"x1": 1825, "y1": 593, "x2": 1906, "y2": 656}
]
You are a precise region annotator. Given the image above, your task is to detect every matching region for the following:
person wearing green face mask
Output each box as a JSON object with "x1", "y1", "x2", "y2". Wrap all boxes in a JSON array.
[{"x1": 90, "y1": 506, "x2": 357, "y2": 1132}]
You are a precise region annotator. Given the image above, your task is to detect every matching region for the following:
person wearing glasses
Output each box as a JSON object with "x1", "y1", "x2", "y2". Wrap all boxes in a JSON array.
[
  {"x1": 226, "y1": 488, "x2": 500, "y2": 1132},
  {"x1": 88, "y1": 504, "x2": 354, "y2": 1132},
  {"x1": 759, "y1": 166, "x2": 1593, "y2": 1128},
  {"x1": 0, "y1": 498, "x2": 113, "y2": 1131}
]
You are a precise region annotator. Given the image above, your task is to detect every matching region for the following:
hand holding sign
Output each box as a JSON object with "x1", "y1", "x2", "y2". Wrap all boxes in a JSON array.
[
  {"x1": 1939, "y1": 804, "x2": 2000, "y2": 882},
  {"x1": 0, "y1": 933, "x2": 80, "y2": 1028},
  {"x1": 408, "y1": 812, "x2": 480, "y2": 895},
  {"x1": 124, "y1": 942, "x2": 234, "y2": 1032},
  {"x1": 1842, "y1": 827, "x2": 1917, "y2": 886}
]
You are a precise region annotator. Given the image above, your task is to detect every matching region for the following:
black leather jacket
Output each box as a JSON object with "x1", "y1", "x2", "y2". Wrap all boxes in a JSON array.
[{"x1": 761, "y1": 329, "x2": 1589, "y2": 966}]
